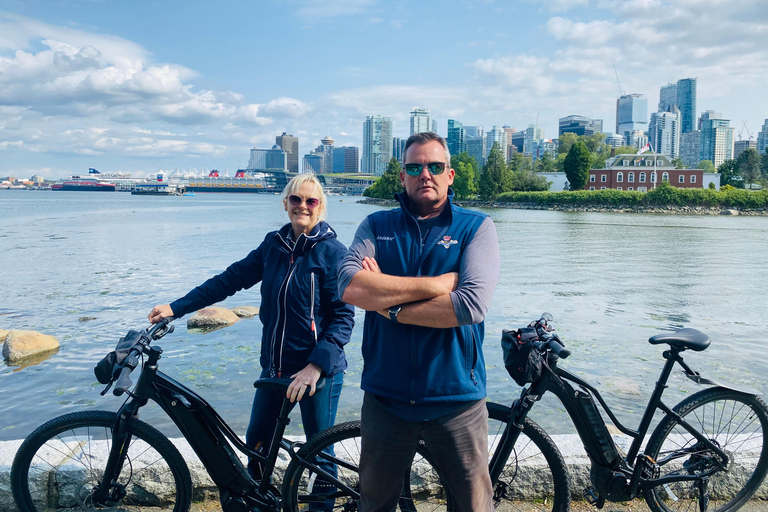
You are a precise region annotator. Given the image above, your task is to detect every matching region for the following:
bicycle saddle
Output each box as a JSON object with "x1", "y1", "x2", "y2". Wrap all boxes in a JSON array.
[
  {"x1": 253, "y1": 377, "x2": 327, "y2": 393},
  {"x1": 648, "y1": 328, "x2": 711, "y2": 351}
]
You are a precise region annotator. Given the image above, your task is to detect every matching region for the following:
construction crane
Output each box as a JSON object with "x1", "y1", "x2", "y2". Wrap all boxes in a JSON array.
[
  {"x1": 613, "y1": 65, "x2": 624, "y2": 97},
  {"x1": 738, "y1": 120, "x2": 754, "y2": 141}
]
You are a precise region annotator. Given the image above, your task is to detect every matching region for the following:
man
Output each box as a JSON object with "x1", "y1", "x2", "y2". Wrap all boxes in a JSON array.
[{"x1": 338, "y1": 132, "x2": 500, "y2": 511}]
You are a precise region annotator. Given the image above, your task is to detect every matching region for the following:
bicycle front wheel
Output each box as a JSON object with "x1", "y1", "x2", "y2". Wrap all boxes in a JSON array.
[
  {"x1": 11, "y1": 410, "x2": 192, "y2": 512},
  {"x1": 643, "y1": 388, "x2": 768, "y2": 512},
  {"x1": 281, "y1": 421, "x2": 444, "y2": 512}
]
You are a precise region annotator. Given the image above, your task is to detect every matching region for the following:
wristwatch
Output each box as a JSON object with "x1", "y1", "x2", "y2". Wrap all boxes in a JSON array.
[{"x1": 388, "y1": 305, "x2": 402, "y2": 323}]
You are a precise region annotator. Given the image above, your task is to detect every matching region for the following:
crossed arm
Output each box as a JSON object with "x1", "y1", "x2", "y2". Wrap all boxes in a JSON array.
[{"x1": 337, "y1": 217, "x2": 500, "y2": 329}]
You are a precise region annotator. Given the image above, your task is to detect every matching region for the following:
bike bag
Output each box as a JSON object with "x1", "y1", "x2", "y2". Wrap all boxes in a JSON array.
[
  {"x1": 501, "y1": 327, "x2": 543, "y2": 386},
  {"x1": 94, "y1": 330, "x2": 142, "y2": 384}
]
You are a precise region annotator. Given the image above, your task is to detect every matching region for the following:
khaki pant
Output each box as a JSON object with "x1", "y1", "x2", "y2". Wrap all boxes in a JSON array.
[{"x1": 358, "y1": 393, "x2": 493, "y2": 512}]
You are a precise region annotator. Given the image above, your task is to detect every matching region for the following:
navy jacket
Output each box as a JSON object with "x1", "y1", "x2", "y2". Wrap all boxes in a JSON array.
[
  {"x1": 361, "y1": 192, "x2": 489, "y2": 403},
  {"x1": 170, "y1": 221, "x2": 354, "y2": 377}
]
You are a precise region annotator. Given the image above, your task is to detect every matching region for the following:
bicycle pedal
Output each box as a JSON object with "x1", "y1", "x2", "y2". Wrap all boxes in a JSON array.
[{"x1": 583, "y1": 486, "x2": 605, "y2": 509}]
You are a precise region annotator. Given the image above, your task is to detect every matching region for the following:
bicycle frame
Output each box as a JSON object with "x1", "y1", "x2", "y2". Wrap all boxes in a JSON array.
[
  {"x1": 491, "y1": 345, "x2": 733, "y2": 502},
  {"x1": 96, "y1": 345, "x2": 359, "y2": 509}
]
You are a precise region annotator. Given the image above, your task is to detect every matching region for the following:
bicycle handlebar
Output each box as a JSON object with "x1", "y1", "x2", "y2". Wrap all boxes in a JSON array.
[{"x1": 112, "y1": 317, "x2": 174, "y2": 396}]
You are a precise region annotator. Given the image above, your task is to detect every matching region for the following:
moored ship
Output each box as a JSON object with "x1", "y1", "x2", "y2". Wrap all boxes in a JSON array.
[{"x1": 52, "y1": 168, "x2": 117, "y2": 192}]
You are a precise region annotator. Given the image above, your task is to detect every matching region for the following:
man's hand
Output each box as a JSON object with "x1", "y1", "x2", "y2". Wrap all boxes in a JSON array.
[
  {"x1": 287, "y1": 363, "x2": 322, "y2": 403},
  {"x1": 148, "y1": 304, "x2": 174, "y2": 324}
]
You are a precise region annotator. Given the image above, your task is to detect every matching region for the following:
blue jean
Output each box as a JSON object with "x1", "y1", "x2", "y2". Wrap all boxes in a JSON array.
[{"x1": 245, "y1": 368, "x2": 343, "y2": 508}]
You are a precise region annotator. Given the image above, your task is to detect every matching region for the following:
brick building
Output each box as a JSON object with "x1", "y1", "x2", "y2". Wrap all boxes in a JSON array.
[{"x1": 585, "y1": 154, "x2": 718, "y2": 191}]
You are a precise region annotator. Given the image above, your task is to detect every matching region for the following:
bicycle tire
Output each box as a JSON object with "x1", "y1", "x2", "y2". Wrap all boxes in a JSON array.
[
  {"x1": 281, "y1": 420, "x2": 448, "y2": 512},
  {"x1": 643, "y1": 388, "x2": 768, "y2": 512},
  {"x1": 281, "y1": 404, "x2": 571, "y2": 512},
  {"x1": 11, "y1": 410, "x2": 192, "y2": 512},
  {"x1": 485, "y1": 402, "x2": 571, "y2": 512}
]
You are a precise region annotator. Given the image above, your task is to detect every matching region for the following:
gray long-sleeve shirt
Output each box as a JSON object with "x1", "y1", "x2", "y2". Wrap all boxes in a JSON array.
[{"x1": 338, "y1": 215, "x2": 500, "y2": 325}]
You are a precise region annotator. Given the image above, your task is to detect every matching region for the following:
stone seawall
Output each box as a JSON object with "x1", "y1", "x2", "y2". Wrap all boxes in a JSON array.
[
  {"x1": 357, "y1": 197, "x2": 768, "y2": 216},
  {"x1": 1, "y1": 432, "x2": 766, "y2": 510}
]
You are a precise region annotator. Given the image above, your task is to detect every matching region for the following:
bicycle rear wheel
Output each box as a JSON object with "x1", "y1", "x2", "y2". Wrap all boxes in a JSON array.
[
  {"x1": 11, "y1": 410, "x2": 192, "y2": 512},
  {"x1": 643, "y1": 388, "x2": 768, "y2": 512}
]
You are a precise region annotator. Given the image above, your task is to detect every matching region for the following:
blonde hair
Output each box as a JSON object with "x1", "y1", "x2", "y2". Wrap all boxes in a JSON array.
[{"x1": 281, "y1": 173, "x2": 327, "y2": 221}]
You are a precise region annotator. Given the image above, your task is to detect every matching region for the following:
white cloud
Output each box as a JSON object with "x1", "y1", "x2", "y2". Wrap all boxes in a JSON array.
[{"x1": 260, "y1": 97, "x2": 310, "y2": 118}]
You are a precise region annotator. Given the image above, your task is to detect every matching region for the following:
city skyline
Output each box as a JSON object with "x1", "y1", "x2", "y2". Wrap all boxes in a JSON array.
[{"x1": 0, "y1": 1, "x2": 766, "y2": 179}]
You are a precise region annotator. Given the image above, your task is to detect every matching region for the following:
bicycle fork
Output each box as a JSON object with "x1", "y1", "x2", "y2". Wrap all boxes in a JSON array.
[{"x1": 489, "y1": 393, "x2": 539, "y2": 500}]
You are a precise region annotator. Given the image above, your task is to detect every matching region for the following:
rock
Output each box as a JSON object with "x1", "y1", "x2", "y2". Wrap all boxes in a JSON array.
[
  {"x1": 0, "y1": 330, "x2": 8, "y2": 343},
  {"x1": 2, "y1": 330, "x2": 59, "y2": 363},
  {"x1": 720, "y1": 209, "x2": 740, "y2": 215},
  {"x1": 187, "y1": 307, "x2": 239, "y2": 329},
  {"x1": 231, "y1": 306, "x2": 259, "y2": 318},
  {"x1": 78, "y1": 316, "x2": 97, "y2": 322}
]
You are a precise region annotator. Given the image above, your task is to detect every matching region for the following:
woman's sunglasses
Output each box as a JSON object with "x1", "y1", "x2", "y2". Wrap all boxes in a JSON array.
[
  {"x1": 404, "y1": 162, "x2": 447, "y2": 176},
  {"x1": 288, "y1": 195, "x2": 320, "y2": 210}
]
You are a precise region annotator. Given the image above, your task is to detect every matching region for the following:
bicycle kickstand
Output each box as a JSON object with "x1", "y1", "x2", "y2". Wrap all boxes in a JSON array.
[{"x1": 698, "y1": 476, "x2": 709, "y2": 512}]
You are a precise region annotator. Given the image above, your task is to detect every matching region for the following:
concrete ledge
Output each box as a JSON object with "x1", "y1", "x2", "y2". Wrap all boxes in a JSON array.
[{"x1": 1, "y1": 433, "x2": 766, "y2": 510}]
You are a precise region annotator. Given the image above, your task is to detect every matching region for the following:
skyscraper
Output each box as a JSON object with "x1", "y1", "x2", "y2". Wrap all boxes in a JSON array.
[
  {"x1": 410, "y1": 107, "x2": 431, "y2": 135},
  {"x1": 362, "y1": 116, "x2": 393, "y2": 176},
  {"x1": 333, "y1": 146, "x2": 360, "y2": 173},
  {"x1": 392, "y1": 137, "x2": 406, "y2": 162},
  {"x1": 680, "y1": 131, "x2": 701, "y2": 169},
  {"x1": 276, "y1": 132, "x2": 299, "y2": 173},
  {"x1": 447, "y1": 120, "x2": 466, "y2": 156},
  {"x1": 431, "y1": 119, "x2": 438, "y2": 134},
  {"x1": 616, "y1": 94, "x2": 648, "y2": 144},
  {"x1": 757, "y1": 119, "x2": 768, "y2": 154},
  {"x1": 464, "y1": 125, "x2": 484, "y2": 139},
  {"x1": 466, "y1": 136, "x2": 486, "y2": 168},
  {"x1": 733, "y1": 139, "x2": 757, "y2": 160},
  {"x1": 699, "y1": 111, "x2": 734, "y2": 167},
  {"x1": 649, "y1": 109, "x2": 681, "y2": 158},
  {"x1": 658, "y1": 83, "x2": 678, "y2": 113},
  {"x1": 485, "y1": 126, "x2": 507, "y2": 158},
  {"x1": 676, "y1": 78, "x2": 697, "y2": 134},
  {"x1": 559, "y1": 115, "x2": 603, "y2": 136}
]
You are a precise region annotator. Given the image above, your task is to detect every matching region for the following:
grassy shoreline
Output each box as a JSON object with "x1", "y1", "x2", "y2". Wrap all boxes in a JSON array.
[{"x1": 359, "y1": 186, "x2": 768, "y2": 215}]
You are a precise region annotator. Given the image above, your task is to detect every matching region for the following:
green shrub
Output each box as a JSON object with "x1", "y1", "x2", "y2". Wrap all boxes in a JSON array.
[{"x1": 495, "y1": 186, "x2": 768, "y2": 209}]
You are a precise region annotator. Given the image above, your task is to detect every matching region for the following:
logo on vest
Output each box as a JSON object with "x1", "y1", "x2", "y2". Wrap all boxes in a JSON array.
[
  {"x1": 376, "y1": 235, "x2": 395, "y2": 241},
  {"x1": 437, "y1": 236, "x2": 458, "y2": 249}
]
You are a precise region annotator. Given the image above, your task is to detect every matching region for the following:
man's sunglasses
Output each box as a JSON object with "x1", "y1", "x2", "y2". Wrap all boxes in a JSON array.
[
  {"x1": 404, "y1": 162, "x2": 447, "y2": 176},
  {"x1": 288, "y1": 195, "x2": 320, "y2": 209}
]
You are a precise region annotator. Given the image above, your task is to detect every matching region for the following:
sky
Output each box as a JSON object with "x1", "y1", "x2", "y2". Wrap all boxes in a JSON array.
[{"x1": 0, "y1": 0, "x2": 766, "y2": 179}]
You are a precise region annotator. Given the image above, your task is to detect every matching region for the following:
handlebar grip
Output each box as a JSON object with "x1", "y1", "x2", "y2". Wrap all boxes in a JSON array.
[
  {"x1": 549, "y1": 342, "x2": 571, "y2": 359},
  {"x1": 113, "y1": 365, "x2": 134, "y2": 396}
]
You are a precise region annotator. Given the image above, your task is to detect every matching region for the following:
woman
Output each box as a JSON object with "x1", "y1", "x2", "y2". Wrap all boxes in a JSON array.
[{"x1": 148, "y1": 173, "x2": 354, "y2": 474}]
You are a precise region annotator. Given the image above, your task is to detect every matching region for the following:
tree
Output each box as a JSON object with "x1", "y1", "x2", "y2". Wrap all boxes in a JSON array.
[
  {"x1": 511, "y1": 170, "x2": 550, "y2": 191},
  {"x1": 582, "y1": 133, "x2": 607, "y2": 153},
  {"x1": 613, "y1": 145, "x2": 639, "y2": 155},
  {"x1": 557, "y1": 132, "x2": 578, "y2": 155},
  {"x1": 450, "y1": 152, "x2": 479, "y2": 199},
  {"x1": 698, "y1": 160, "x2": 715, "y2": 173},
  {"x1": 534, "y1": 150, "x2": 557, "y2": 173},
  {"x1": 563, "y1": 140, "x2": 591, "y2": 191},
  {"x1": 507, "y1": 152, "x2": 532, "y2": 173},
  {"x1": 762, "y1": 153, "x2": 768, "y2": 179},
  {"x1": 363, "y1": 158, "x2": 403, "y2": 198},
  {"x1": 479, "y1": 142, "x2": 512, "y2": 200},
  {"x1": 737, "y1": 148, "x2": 762, "y2": 188},
  {"x1": 671, "y1": 157, "x2": 685, "y2": 169},
  {"x1": 717, "y1": 160, "x2": 743, "y2": 188}
]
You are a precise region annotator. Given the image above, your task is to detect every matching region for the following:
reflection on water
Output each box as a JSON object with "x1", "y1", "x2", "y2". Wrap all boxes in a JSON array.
[{"x1": 1, "y1": 192, "x2": 767, "y2": 440}]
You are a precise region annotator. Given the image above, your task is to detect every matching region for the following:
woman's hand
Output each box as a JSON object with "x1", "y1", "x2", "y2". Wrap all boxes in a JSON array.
[
  {"x1": 287, "y1": 363, "x2": 322, "y2": 403},
  {"x1": 148, "y1": 304, "x2": 174, "y2": 324}
]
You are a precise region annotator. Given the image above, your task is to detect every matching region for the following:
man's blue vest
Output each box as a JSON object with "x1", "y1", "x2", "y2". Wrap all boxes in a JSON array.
[{"x1": 361, "y1": 191, "x2": 489, "y2": 404}]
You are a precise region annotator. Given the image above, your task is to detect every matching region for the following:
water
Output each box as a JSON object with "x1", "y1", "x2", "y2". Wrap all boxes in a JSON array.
[{"x1": 1, "y1": 191, "x2": 767, "y2": 441}]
